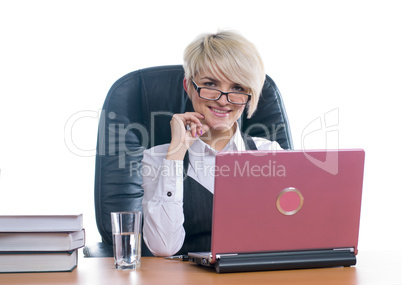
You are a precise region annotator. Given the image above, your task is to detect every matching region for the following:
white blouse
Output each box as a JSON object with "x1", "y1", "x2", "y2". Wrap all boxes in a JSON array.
[{"x1": 141, "y1": 126, "x2": 281, "y2": 256}]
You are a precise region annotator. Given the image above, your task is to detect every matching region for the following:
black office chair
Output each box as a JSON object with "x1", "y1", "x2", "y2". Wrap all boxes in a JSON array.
[{"x1": 83, "y1": 65, "x2": 293, "y2": 257}]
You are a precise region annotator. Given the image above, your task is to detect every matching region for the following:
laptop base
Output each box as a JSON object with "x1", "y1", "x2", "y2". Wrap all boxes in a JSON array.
[{"x1": 190, "y1": 249, "x2": 356, "y2": 273}]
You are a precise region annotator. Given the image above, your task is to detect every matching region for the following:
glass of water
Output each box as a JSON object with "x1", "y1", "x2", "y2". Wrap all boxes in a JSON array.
[{"x1": 111, "y1": 211, "x2": 142, "y2": 270}]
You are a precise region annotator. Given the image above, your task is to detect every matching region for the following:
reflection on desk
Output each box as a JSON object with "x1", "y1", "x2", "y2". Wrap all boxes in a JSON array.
[{"x1": 0, "y1": 250, "x2": 401, "y2": 285}]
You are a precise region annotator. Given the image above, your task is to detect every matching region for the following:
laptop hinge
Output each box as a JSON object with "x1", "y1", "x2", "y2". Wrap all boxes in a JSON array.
[
  {"x1": 333, "y1": 247, "x2": 357, "y2": 255},
  {"x1": 215, "y1": 253, "x2": 237, "y2": 260},
  {"x1": 333, "y1": 247, "x2": 354, "y2": 252},
  {"x1": 215, "y1": 249, "x2": 357, "y2": 273}
]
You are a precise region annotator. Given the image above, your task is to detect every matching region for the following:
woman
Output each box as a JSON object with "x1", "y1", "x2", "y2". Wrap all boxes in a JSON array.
[{"x1": 142, "y1": 30, "x2": 281, "y2": 257}]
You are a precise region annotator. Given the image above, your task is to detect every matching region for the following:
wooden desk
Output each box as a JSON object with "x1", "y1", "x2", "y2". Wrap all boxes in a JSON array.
[{"x1": 1, "y1": 251, "x2": 401, "y2": 284}]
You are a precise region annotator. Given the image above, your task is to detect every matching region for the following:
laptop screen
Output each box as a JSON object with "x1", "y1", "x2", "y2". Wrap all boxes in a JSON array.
[{"x1": 209, "y1": 149, "x2": 365, "y2": 262}]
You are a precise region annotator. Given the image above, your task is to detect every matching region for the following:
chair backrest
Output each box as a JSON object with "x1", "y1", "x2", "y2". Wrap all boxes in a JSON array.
[{"x1": 94, "y1": 65, "x2": 293, "y2": 256}]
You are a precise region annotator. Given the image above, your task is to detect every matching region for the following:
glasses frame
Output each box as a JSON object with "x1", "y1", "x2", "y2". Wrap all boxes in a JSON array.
[{"x1": 191, "y1": 80, "x2": 251, "y2": 105}]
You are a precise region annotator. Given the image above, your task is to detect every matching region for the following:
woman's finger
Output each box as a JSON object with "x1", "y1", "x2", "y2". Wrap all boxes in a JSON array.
[
  {"x1": 181, "y1": 112, "x2": 205, "y2": 126},
  {"x1": 171, "y1": 112, "x2": 207, "y2": 141},
  {"x1": 199, "y1": 123, "x2": 210, "y2": 136},
  {"x1": 190, "y1": 122, "x2": 198, "y2": 138}
]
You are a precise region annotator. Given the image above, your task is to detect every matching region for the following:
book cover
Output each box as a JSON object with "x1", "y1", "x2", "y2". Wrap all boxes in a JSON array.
[
  {"x1": 0, "y1": 229, "x2": 85, "y2": 252},
  {"x1": 0, "y1": 214, "x2": 83, "y2": 232},
  {"x1": 0, "y1": 250, "x2": 78, "y2": 273}
]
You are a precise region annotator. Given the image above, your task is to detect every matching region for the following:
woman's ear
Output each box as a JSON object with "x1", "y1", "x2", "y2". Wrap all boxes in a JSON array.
[
  {"x1": 183, "y1": 78, "x2": 188, "y2": 93},
  {"x1": 183, "y1": 78, "x2": 192, "y2": 99}
]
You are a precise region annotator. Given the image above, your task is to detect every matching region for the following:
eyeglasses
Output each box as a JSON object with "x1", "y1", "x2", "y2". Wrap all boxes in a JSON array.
[{"x1": 192, "y1": 80, "x2": 251, "y2": 105}]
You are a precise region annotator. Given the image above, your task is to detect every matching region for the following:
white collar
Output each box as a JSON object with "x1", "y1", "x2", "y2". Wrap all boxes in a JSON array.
[{"x1": 189, "y1": 122, "x2": 246, "y2": 157}]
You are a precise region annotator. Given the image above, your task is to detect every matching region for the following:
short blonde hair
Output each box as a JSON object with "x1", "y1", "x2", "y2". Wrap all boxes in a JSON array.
[{"x1": 183, "y1": 30, "x2": 265, "y2": 118}]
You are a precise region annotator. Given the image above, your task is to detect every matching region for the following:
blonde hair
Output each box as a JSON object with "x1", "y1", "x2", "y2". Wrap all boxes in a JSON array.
[{"x1": 183, "y1": 30, "x2": 265, "y2": 118}]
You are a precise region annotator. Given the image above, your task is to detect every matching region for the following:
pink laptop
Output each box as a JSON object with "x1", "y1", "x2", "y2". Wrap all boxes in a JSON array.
[{"x1": 188, "y1": 149, "x2": 365, "y2": 273}]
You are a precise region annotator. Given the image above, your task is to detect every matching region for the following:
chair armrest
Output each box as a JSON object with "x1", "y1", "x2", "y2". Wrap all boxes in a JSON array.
[{"x1": 83, "y1": 242, "x2": 113, "y2": 258}]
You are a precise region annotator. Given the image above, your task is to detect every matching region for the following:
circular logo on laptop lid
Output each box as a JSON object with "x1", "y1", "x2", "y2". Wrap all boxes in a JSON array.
[{"x1": 276, "y1": 187, "x2": 304, "y2": 216}]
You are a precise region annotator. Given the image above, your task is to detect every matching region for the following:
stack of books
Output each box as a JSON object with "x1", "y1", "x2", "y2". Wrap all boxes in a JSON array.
[{"x1": 0, "y1": 214, "x2": 85, "y2": 273}]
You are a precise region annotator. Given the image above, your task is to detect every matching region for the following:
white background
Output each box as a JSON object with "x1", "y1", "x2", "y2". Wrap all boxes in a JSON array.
[{"x1": 0, "y1": 0, "x2": 401, "y2": 251}]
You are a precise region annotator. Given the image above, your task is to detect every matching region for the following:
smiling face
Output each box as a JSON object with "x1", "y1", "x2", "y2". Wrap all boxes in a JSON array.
[
  {"x1": 187, "y1": 70, "x2": 249, "y2": 135},
  {"x1": 183, "y1": 30, "x2": 266, "y2": 119}
]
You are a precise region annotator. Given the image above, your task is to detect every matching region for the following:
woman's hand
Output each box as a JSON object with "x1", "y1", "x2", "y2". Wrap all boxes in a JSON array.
[{"x1": 166, "y1": 112, "x2": 209, "y2": 160}]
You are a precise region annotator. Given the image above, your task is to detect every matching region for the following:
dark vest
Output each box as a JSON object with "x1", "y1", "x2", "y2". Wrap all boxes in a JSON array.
[{"x1": 176, "y1": 133, "x2": 257, "y2": 255}]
